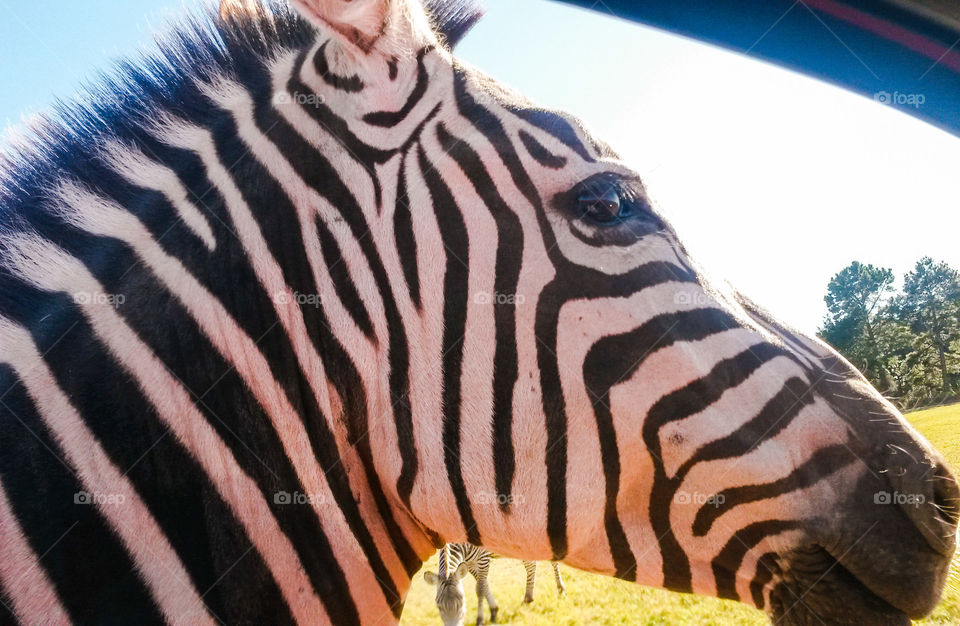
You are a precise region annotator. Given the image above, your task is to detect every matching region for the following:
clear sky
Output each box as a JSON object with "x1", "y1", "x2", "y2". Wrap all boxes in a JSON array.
[{"x1": 1, "y1": 0, "x2": 958, "y2": 334}]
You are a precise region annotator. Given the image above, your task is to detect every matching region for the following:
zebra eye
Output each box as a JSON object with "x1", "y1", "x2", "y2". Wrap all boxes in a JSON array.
[
  {"x1": 560, "y1": 173, "x2": 663, "y2": 243},
  {"x1": 577, "y1": 181, "x2": 634, "y2": 225}
]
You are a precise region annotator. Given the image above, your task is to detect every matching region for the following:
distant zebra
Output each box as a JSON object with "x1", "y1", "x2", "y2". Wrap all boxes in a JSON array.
[
  {"x1": 423, "y1": 544, "x2": 564, "y2": 625},
  {"x1": 521, "y1": 559, "x2": 565, "y2": 605},
  {"x1": 0, "y1": 0, "x2": 956, "y2": 624}
]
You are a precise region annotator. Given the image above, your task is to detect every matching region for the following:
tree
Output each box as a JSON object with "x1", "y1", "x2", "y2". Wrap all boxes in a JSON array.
[
  {"x1": 819, "y1": 261, "x2": 896, "y2": 391},
  {"x1": 872, "y1": 318, "x2": 916, "y2": 397},
  {"x1": 893, "y1": 258, "x2": 960, "y2": 396}
]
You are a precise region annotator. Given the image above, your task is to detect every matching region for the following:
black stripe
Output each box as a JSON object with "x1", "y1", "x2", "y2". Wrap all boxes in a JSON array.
[
  {"x1": 451, "y1": 66, "x2": 706, "y2": 562},
  {"x1": 0, "y1": 14, "x2": 432, "y2": 626},
  {"x1": 393, "y1": 152, "x2": 422, "y2": 311},
  {"x1": 223, "y1": 90, "x2": 421, "y2": 584},
  {"x1": 518, "y1": 130, "x2": 567, "y2": 169},
  {"x1": 583, "y1": 308, "x2": 743, "y2": 579},
  {"x1": 0, "y1": 354, "x2": 165, "y2": 624},
  {"x1": 692, "y1": 443, "x2": 856, "y2": 536},
  {"x1": 507, "y1": 108, "x2": 595, "y2": 163},
  {"x1": 17, "y1": 215, "x2": 323, "y2": 620},
  {"x1": 452, "y1": 68, "x2": 576, "y2": 557},
  {"x1": 533, "y1": 279, "x2": 571, "y2": 559},
  {"x1": 434, "y1": 123, "x2": 524, "y2": 514},
  {"x1": 313, "y1": 42, "x2": 365, "y2": 93},
  {"x1": 535, "y1": 267, "x2": 694, "y2": 561},
  {"x1": 451, "y1": 67, "x2": 611, "y2": 530},
  {"x1": 534, "y1": 264, "x2": 698, "y2": 561},
  {"x1": 712, "y1": 521, "x2": 799, "y2": 601},
  {"x1": 363, "y1": 47, "x2": 432, "y2": 127},
  {"x1": 418, "y1": 141, "x2": 480, "y2": 545}
]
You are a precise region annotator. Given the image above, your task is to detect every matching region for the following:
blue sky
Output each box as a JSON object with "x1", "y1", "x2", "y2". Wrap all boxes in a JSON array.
[{"x1": 2, "y1": 0, "x2": 958, "y2": 334}]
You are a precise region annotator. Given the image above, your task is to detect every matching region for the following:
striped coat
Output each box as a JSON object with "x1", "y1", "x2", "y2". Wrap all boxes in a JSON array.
[{"x1": 0, "y1": 0, "x2": 956, "y2": 624}]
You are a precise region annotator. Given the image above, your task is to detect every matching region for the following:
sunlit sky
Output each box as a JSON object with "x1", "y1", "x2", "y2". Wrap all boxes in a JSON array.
[{"x1": 1, "y1": 0, "x2": 958, "y2": 334}]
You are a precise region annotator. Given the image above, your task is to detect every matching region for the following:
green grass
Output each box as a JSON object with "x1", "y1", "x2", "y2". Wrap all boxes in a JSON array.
[
  {"x1": 400, "y1": 403, "x2": 960, "y2": 625},
  {"x1": 908, "y1": 404, "x2": 960, "y2": 477},
  {"x1": 907, "y1": 404, "x2": 960, "y2": 625}
]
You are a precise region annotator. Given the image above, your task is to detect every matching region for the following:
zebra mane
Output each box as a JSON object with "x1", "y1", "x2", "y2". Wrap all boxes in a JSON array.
[{"x1": 0, "y1": 0, "x2": 483, "y2": 223}]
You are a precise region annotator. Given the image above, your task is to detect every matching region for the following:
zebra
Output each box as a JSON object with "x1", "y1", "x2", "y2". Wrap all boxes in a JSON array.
[
  {"x1": 0, "y1": 0, "x2": 956, "y2": 624},
  {"x1": 521, "y1": 559, "x2": 565, "y2": 605},
  {"x1": 423, "y1": 543, "x2": 565, "y2": 626}
]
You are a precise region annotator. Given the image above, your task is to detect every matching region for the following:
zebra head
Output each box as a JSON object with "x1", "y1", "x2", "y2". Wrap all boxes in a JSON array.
[
  {"x1": 423, "y1": 559, "x2": 469, "y2": 626},
  {"x1": 271, "y1": 0, "x2": 960, "y2": 623},
  {"x1": 0, "y1": 0, "x2": 954, "y2": 623}
]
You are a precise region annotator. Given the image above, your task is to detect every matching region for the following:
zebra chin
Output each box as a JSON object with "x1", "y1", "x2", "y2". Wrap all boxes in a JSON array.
[
  {"x1": 759, "y1": 494, "x2": 955, "y2": 625},
  {"x1": 766, "y1": 546, "x2": 914, "y2": 625},
  {"x1": 766, "y1": 523, "x2": 948, "y2": 625}
]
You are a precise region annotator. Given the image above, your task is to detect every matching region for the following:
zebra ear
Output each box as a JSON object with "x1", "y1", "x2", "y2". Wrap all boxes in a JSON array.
[
  {"x1": 291, "y1": 0, "x2": 393, "y2": 49},
  {"x1": 454, "y1": 562, "x2": 469, "y2": 580},
  {"x1": 423, "y1": 571, "x2": 440, "y2": 585},
  {"x1": 423, "y1": 0, "x2": 484, "y2": 48}
]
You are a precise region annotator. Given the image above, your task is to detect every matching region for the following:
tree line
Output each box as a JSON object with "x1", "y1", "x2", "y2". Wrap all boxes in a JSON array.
[{"x1": 818, "y1": 258, "x2": 960, "y2": 410}]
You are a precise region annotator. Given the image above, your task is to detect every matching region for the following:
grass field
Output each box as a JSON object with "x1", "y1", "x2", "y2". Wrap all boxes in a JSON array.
[{"x1": 400, "y1": 404, "x2": 960, "y2": 625}]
